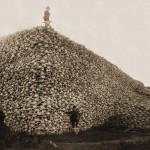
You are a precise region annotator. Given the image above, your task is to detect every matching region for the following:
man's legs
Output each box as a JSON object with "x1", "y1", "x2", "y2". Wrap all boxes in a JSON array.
[
  {"x1": 44, "y1": 21, "x2": 50, "y2": 27},
  {"x1": 75, "y1": 121, "x2": 78, "y2": 128},
  {"x1": 71, "y1": 121, "x2": 75, "y2": 128},
  {"x1": 74, "y1": 121, "x2": 79, "y2": 135},
  {"x1": 71, "y1": 120, "x2": 79, "y2": 134}
]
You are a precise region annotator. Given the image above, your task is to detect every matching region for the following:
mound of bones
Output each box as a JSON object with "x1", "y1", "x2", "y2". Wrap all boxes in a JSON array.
[{"x1": 0, "y1": 26, "x2": 150, "y2": 134}]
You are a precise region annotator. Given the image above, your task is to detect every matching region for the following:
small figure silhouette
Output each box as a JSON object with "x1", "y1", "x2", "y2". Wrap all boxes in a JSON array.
[
  {"x1": 66, "y1": 106, "x2": 81, "y2": 134},
  {"x1": 43, "y1": 6, "x2": 50, "y2": 27}
]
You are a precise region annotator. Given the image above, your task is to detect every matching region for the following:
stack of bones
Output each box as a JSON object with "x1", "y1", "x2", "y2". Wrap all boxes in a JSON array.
[{"x1": 0, "y1": 26, "x2": 150, "y2": 134}]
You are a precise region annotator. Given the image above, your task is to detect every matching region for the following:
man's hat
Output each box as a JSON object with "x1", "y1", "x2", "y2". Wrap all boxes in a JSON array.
[{"x1": 46, "y1": 6, "x2": 50, "y2": 10}]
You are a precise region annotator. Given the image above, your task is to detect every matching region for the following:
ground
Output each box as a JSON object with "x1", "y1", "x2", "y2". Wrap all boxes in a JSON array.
[{"x1": 0, "y1": 126, "x2": 150, "y2": 150}]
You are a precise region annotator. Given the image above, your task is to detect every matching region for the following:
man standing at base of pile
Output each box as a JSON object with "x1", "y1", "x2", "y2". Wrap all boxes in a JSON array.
[
  {"x1": 43, "y1": 6, "x2": 50, "y2": 27},
  {"x1": 66, "y1": 106, "x2": 81, "y2": 135}
]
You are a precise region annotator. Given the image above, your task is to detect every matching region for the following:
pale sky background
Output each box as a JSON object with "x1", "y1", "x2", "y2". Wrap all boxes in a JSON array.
[{"x1": 0, "y1": 0, "x2": 150, "y2": 86}]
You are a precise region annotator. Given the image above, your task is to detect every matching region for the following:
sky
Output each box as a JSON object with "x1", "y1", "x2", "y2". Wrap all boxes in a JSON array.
[{"x1": 0, "y1": 0, "x2": 150, "y2": 86}]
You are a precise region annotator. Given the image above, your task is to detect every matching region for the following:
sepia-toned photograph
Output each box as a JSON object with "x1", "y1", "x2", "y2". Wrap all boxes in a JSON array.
[{"x1": 0, "y1": 0, "x2": 150, "y2": 149}]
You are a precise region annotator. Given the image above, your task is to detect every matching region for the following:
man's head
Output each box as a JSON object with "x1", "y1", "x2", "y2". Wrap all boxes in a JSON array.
[
  {"x1": 46, "y1": 6, "x2": 50, "y2": 11},
  {"x1": 73, "y1": 105, "x2": 76, "y2": 110}
]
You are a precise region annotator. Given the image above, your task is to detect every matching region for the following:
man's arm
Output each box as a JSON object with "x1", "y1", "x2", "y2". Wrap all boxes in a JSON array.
[{"x1": 65, "y1": 111, "x2": 72, "y2": 115}]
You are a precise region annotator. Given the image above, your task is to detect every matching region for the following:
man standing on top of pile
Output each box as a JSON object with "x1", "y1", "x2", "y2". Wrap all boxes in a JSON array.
[
  {"x1": 66, "y1": 106, "x2": 81, "y2": 134},
  {"x1": 43, "y1": 6, "x2": 50, "y2": 27}
]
